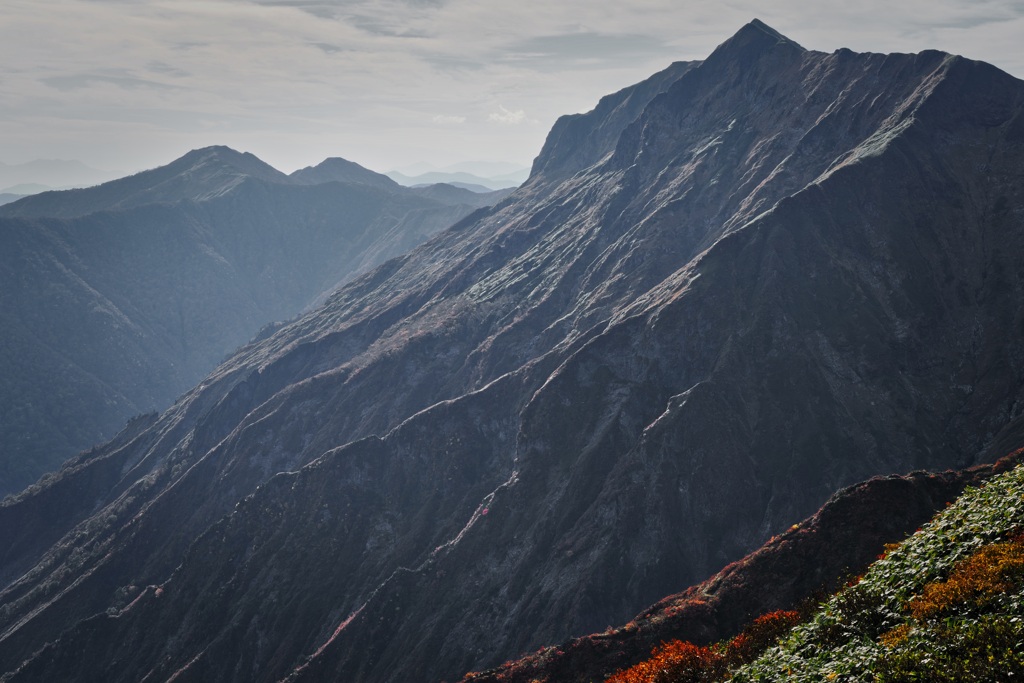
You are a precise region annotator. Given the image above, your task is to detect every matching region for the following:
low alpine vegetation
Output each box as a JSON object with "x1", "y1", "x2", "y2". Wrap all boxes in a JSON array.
[
  {"x1": 734, "y1": 462, "x2": 1024, "y2": 682},
  {"x1": 604, "y1": 611, "x2": 802, "y2": 683},
  {"x1": 605, "y1": 463, "x2": 1024, "y2": 682}
]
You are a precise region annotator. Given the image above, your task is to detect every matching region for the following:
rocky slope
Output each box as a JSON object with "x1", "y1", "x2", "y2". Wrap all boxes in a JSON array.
[
  {"x1": 2, "y1": 19, "x2": 1024, "y2": 683},
  {"x1": 0, "y1": 149, "x2": 499, "y2": 494}
]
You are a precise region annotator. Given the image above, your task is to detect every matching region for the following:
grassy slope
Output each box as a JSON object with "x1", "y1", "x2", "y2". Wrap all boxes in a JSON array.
[{"x1": 732, "y1": 462, "x2": 1024, "y2": 682}]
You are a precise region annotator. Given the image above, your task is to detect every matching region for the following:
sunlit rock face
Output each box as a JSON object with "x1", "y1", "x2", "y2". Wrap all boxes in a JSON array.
[{"x1": 3, "y1": 19, "x2": 1024, "y2": 683}]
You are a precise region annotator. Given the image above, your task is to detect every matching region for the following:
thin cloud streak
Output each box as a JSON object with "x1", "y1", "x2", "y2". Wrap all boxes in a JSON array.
[
  {"x1": 2, "y1": 0, "x2": 1023, "y2": 174},
  {"x1": 488, "y1": 106, "x2": 526, "y2": 125}
]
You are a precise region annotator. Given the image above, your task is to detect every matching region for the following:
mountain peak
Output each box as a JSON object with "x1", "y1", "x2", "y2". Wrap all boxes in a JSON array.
[
  {"x1": 0, "y1": 146, "x2": 288, "y2": 219},
  {"x1": 709, "y1": 18, "x2": 805, "y2": 61},
  {"x1": 289, "y1": 157, "x2": 399, "y2": 190},
  {"x1": 169, "y1": 146, "x2": 286, "y2": 183},
  {"x1": 745, "y1": 18, "x2": 797, "y2": 45},
  {"x1": 528, "y1": 20, "x2": 803, "y2": 183}
]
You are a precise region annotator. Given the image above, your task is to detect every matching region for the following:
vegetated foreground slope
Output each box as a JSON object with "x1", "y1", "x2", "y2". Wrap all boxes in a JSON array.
[
  {"x1": 731, "y1": 457, "x2": 1024, "y2": 682},
  {"x1": 2, "y1": 19, "x2": 1024, "y2": 683},
  {"x1": 461, "y1": 450, "x2": 1024, "y2": 683},
  {"x1": 0, "y1": 148, "x2": 504, "y2": 495}
]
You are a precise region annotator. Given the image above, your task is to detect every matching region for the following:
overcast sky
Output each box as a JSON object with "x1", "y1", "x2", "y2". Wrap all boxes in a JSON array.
[{"x1": 3, "y1": 0, "x2": 1024, "y2": 176}]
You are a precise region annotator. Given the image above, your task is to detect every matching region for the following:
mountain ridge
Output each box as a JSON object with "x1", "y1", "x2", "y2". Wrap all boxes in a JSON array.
[
  {"x1": 1, "y1": 20, "x2": 1023, "y2": 683},
  {"x1": 0, "y1": 146, "x2": 289, "y2": 219}
]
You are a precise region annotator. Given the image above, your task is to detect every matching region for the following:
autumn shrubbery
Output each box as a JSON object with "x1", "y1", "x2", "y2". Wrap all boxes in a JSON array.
[
  {"x1": 723, "y1": 610, "x2": 800, "y2": 665},
  {"x1": 907, "y1": 535, "x2": 1024, "y2": 620},
  {"x1": 491, "y1": 534, "x2": 1023, "y2": 683},
  {"x1": 467, "y1": 466, "x2": 1024, "y2": 683},
  {"x1": 605, "y1": 641, "x2": 725, "y2": 683},
  {"x1": 731, "y1": 465, "x2": 1024, "y2": 681},
  {"x1": 870, "y1": 534, "x2": 1024, "y2": 681},
  {"x1": 874, "y1": 615, "x2": 1024, "y2": 682},
  {"x1": 604, "y1": 610, "x2": 801, "y2": 683}
]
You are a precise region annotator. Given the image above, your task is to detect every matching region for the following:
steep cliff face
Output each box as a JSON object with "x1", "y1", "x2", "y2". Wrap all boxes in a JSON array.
[
  {"x1": 0, "y1": 149, "x2": 495, "y2": 494},
  {"x1": 2, "y1": 20, "x2": 1024, "y2": 683}
]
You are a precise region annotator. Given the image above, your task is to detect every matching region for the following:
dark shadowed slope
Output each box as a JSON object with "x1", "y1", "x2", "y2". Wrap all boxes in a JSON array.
[
  {"x1": 2, "y1": 20, "x2": 1024, "y2": 683},
  {"x1": 0, "y1": 148, "x2": 501, "y2": 494}
]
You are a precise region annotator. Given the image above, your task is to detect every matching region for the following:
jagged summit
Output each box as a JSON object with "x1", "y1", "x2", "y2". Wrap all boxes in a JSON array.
[
  {"x1": 529, "y1": 20, "x2": 805, "y2": 183},
  {"x1": 679, "y1": 17, "x2": 808, "y2": 81},
  {"x1": 742, "y1": 18, "x2": 805, "y2": 50}
]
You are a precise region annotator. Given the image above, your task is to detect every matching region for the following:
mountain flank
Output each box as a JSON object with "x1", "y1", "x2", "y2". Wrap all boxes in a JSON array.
[{"x1": 1, "y1": 19, "x2": 1024, "y2": 683}]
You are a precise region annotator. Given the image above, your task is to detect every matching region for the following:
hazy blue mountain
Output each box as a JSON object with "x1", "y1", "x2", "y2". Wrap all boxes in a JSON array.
[
  {"x1": 0, "y1": 146, "x2": 289, "y2": 219},
  {"x1": 392, "y1": 160, "x2": 528, "y2": 177},
  {"x1": 0, "y1": 159, "x2": 120, "y2": 192},
  {"x1": 0, "y1": 147, "x2": 500, "y2": 495},
  {"x1": 0, "y1": 194, "x2": 27, "y2": 207},
  {"x1": 386, "y1": 168, "x2": 527, "y2": 190},
  {"x1": 408, "y1": 181, "x2": 515, "y2": 207},
  {"x1": 289, "y1": 157, "x2": 401, "y2": 190},
  {"x1": 0, "y1": 184, "x2": 53, "y2": 196}
]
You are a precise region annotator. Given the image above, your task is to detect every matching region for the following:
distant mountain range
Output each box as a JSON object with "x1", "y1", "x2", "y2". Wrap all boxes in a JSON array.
[
  {"x1": 0, "y1": 147, "x2": 510, "y2": 495},
  {"x1": 385, "y1": 163, "x2": 530, "y2": 191},
  {"x1": 2, "y1": 18, "x2": 1024, "y2": 683},
  {"x1": 0, "y1": 194, "x2": 27, "y2": 207},
  {"x1": 0, "y1": 159, "x2": 121, "y2": 194},
  {"x1": 0, "y1": 185, "x2": 52, "y2": 207}
]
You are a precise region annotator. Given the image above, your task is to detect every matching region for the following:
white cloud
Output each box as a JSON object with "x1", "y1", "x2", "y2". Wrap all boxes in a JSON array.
[
  {"x1": 488, "y1": 105, "x2": 526, "y2": 125},
  {"x1": 1, "y1": 0, "x2": 1023, "y2": 172},
  {"x1": 432, "y1": 114, "x2": 466, "y2": 124}
]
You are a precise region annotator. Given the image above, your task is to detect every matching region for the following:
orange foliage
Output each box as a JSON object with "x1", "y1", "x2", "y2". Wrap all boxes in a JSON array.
[
  {"x1": 725, "y1": 610, "x2": 801, "y2": 665},
  {"x1": 605, "y1": 641, "x2": 725, "y2": 683},
  {"x1": 878, "y1": 623, "x2": 912, "y2": 649},
  {"x1": 908, "y1": 539, "x2": 1024, "y2": 620},
  {"x1": 604, "y1": 608, "x2": 803, "y2": 682}
]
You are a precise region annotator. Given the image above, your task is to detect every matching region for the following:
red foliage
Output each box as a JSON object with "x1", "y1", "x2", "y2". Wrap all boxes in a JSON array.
[
  {"x1": 603, "y1": 608, "x2": 803, "y2": 682},
  {"x1": 605, "y1": 641, "x2": 725, "y2": 683},
  {"x1": 724, "y1": 610, "x2": 801, "y2": 665}
]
